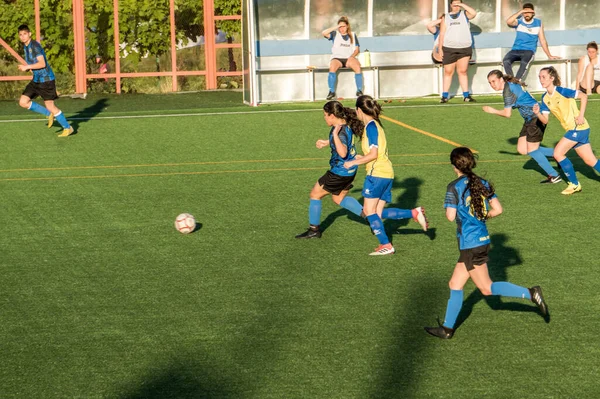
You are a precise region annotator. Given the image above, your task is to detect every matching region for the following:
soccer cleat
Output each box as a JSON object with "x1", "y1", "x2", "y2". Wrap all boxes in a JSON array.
[
  {"x1": 326, "y1": 91, "x2": 336, "y2": 100},
  {"x1": 540, "y1": 175, "x2": 562, "y2": 184},
  {"x1": 58, "y1": 127, "x2": 74, "y2": 137},
  {"x1": 295, "y1": 226, "x2": 322, "y2": 239},
  {"x1": 529, "y1": 286, "x2": 548, "y2": 316},
  {"x1": 412, "y1": 206, "x2": 429, "y2": 231},
  {"x1": 424, "y1": 319, "x2": 455, "y2": 339},
  {"x1": 356, "y1": 90, "x2": 363, "y2": 97},
  {"x1": 369, "y1": 243, "x2": 395, "y2": 256},
  {"x1": 440, "y1": 97, "x2": 449, "y2": 104},
  {"x1": 561, "y1": 182, "x2": 582, "y2": 195},
  {"x1": 463, "y1": 95, "x2": 476, "y2": 102},
  {"x1": 47, "y1": 113, "x2": 55, "y2": 128}
]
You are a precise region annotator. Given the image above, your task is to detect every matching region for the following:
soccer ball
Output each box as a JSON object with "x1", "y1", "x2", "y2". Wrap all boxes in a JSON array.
[{"x1": 174, "y1": 213, "x2": 196, "y2": 234}]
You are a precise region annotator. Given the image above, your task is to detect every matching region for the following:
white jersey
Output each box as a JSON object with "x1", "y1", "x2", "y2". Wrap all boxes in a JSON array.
[
  {"x1": 583, "y1": 56, "x2": 600, "y2": 81},
  {"x1": 443, "y1": 11, "x2": 472, "y2": 49},
  {"x1": 330, "y1": 31, "x2": 358, "y2": 60}
]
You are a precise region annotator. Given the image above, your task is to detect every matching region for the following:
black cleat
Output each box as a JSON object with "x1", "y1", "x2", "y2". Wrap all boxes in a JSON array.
[
  {"x1": 326, "y1": 91, "x2": 336, "y2": 100},
  {"x1": 540, "y1": 175, "x2": 563, "y2": 184},
  {"x1": 356, "y1": 90, "x2": 363, "y2": 97},
  {"x1": 295, "y1": 226, "x2": 322, "y2": 239},
  {"x1": 463, "y1": 95, "x2": 476, "y2": 102},
  {"x1": 529, "y1": 286, "x2": 548, "y2": 316},
  {"x1": 440, "y1": 97, "x2": 449, "y2": 103},
  {"x1": 424, "y1": 319, "x2": 455, "y2": 339}
]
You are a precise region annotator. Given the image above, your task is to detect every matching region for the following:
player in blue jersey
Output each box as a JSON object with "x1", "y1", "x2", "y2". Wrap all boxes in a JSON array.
[
  {"x1": 322, "y1": 16, "x2": 363, "y2": 100},
  {"x1": 503, "y1": 3, "x2": 559, "y2": 80},
  {"x1": 426, "y1": 14, "x2": 444, "y2": 64},
  {"x1": 295, "y1": 101, "x2": 366, "y2": 239},
  {"x1": 483, "y1": 70, "x2": 561, "y2": 184},
  {"x1": 17, "y1": 24, "x2": 74, "y2": 137},
  {"x1": 534, "y1": 66, "x2": 600, "y2": 195},
  {"x1": 343, "y1": 96, "x2": 428, "y2": 255},
  {"x1": 424, "y1": 147, "x2": 548, "y2": 339}
]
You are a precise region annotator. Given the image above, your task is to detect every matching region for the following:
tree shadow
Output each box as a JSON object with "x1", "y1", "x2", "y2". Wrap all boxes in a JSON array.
[
  {"x1": 454, "y1": 233, "x2": 548, "y2": 330},
  {"x1": 67, "y1": 98, "x2": 109, "y2": 132}
]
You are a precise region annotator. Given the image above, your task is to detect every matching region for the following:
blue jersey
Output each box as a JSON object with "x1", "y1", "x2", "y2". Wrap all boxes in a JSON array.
[
  {"x1": 24, "y1": 40, "x2": 55, "y2": 83},
  {"x1": 503, "y1": 82, "x2": 537, "y2": 122},
  {"x1": 444, "y1": 176, "x2": 497, "y2": 250},
  {"x1": 512, "y1": 17, "x2": 542, "y2": 52},
  {"x1": 329, "y1": 125, "x2": 357, "y2": 177}
]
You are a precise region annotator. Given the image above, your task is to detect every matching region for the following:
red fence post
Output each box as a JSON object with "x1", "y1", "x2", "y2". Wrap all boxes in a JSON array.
[
  {"x1": 169, "y1": 0, "x2": 177, "y2": 91},
  {"x1": 72, "y1": 0, "x2": 87, "y2": 94},
  {"x1": 203, "y1": 0, "x2": 217, "y2": 90}
]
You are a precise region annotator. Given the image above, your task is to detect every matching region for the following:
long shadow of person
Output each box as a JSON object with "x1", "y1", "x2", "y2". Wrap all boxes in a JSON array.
[
  {"x1": 67, "y1": 98, "x2": 109, "y2": 133},
  {"x1": 454, "y1": 233, "x2": 548, "y2": 329}
]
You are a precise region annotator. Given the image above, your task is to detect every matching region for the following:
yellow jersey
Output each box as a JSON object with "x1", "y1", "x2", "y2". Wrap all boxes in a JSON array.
[
  {"x1": 361, "y1": 120, "x2": 394, "y2": 179},
  {"x1": 540, "y1": 87, "x2": 590, "y2": 131}
]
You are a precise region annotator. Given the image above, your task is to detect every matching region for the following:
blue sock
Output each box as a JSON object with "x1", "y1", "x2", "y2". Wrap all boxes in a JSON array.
[
  {"x1": 537, "y1": 146, "x2": 554, "y2": 157},
  {"x1": 442, "y1": 92, "x2": 449, "y2": 99},
  {"x1": 443, "y1": 289, "x2": 463, "y2": 329},
  {"x1": 28, "y1": 102, "x2": 50, "y2": 117},
  {"x1": 594, "y1": 160, "x2": 600, "y2": 173},
  {"x1": 54, "y1": 111, "x2": 71, "y2": 129},
  {"x1": 366, "y1": 214, "x2": 389, "y2": 245},
  {"x1": 355, "y1": 73, "x2": 363, "y2": 92},
  {"x1": 309, "y1": 199, "x2": 322, "y2": 226},
  {"x1": 463, "y1": 91, "x2": 470, "y2": 98},
  {"x1": 328, "y1": 72, "x2": 336, "y2": 92},
  {"x1": 382, "y1": 208, "x2": 413, "y2": 219},
  {"x1": 340, "y1": 197, "x2": 363, "y2": 217},
  {"x1": 528, "y1": 149, "x2": 559, "y2": 177},
  {"x1": 558, "y1": 158, "x2": 579, "y2": 185},
  {"x1": 491, "y1": 282, "x2": 531, "y2": 300}
]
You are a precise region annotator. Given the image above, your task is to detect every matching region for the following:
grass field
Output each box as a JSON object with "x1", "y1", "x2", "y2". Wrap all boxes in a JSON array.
[{"x1": 0, "y1": 91, "x2": 598, "y2": 398}]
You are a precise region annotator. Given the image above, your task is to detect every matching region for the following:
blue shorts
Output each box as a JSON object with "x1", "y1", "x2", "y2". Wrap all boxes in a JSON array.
[
  {"x1": 564, "y1": 128, "x2": 590, "y2": 148},
  {"x1": 362, "y1": 175, "x2": 393, "y2": 203}
]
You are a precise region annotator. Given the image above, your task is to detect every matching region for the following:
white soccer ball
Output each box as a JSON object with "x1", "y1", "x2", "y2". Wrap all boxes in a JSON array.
[{"x1": 175, "y1": 213, "x2": 196, "y2": 234}]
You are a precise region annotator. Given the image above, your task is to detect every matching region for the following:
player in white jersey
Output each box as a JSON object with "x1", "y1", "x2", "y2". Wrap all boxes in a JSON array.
[
  {"x1": 322, "y1": 16, "x2": 363, "y2": 100},
  {"x1": 438, "y1": 0, "x2": 477, "y2": 103},
  {"x1": 577, "y1": 41, "x2": 600, "y2": 95}
]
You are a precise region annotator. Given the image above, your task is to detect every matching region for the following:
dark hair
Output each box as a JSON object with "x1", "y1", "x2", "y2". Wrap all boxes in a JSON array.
[
  {"x1": 450, "y1": 147, "x2": 495, "y2": 220},
  {"x1": 323, "y1": 100, "x2": 364, "y2": 139},
  {"x1": 587, "y1": 41, "x2": 598, "y2": 51},
  {"x1": 337, "y1": 16, "x2": 354, "y2": 44},
  {"x1": 540, "y1": 66, "x2": 561, "y2": 86},
  {"x1": 522, "y1": 3, "x2": 535, "y2": 10},
  {"x1": 355, "y1": 95, "x2": 383, "y2": 128},
  {"x1": 487, "y1": 69, "x2": 526, "y2": 87},
  {"x1": 18, "y1": 24, "x2": 30, "y2": 32}
]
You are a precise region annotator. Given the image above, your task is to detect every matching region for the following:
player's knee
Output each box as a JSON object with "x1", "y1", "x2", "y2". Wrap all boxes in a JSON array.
[
  {"x1": 448, "y1": 280, "x2": 462, "y2": 290},
  {"x1": 584, "y1": 158, "x2": 597, "y2": 167},
  {"x1": 479, "y1": 285, "x2": 493, "y2": 296},
  {"x1": 18, "y1": 98, "x2": 30, "y2": 108},
  {"x1": 332, "y1": 196, "x2": 343, "y2": 205}
]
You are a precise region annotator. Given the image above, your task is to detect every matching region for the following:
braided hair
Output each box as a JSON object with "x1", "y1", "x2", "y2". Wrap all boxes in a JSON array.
[
  {"x1": 323, "y1": 100, "x2": 364, "y2": 140},
  {"x1": 450, "y1": 147, "x2": 495, "y2": 220}
]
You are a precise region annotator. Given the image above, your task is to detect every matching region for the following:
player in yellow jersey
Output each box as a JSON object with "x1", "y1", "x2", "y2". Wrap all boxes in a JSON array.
[
  {"x1": 534, "y1": 66, "x2": 600, "y2": 195},
  {"x1": 343, "y1": 95, "x2": 429, "y2": 256}
]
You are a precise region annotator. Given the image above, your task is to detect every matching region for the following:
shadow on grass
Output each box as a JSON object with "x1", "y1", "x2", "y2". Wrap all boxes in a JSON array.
[
  {"x1": 454, "y1": 233, "x2": 549, "y2": 330},
  {"x1": 68, "y1": 98, "x2": 109, "y2": 133}
]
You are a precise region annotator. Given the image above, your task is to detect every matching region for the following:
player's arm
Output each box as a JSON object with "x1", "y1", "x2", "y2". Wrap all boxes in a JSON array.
[
  {"x1": 458, "y1": 3, "x2": 477, "y2": 19},
  {"x1": 322, "y1": 26, "x2": 338, "y2": 39},
  {"x1": 575, "y1": 91, "x2": 588, "y2": 125},
  {"x1": 315, "y1": 139, "x2": 330, "y2": 149},
  {"x1": 17, "y1": 54, "x2": 45, "y2": 72},
  {"x1": 330, "y1": 125, "x2": 348, "y2": 158},
  {"x1": 482, "y1": 105, "x2": 511, "y2": 118},
  {"x1": 350, "y1": 35, "x2": 360, "y2": 58},
  {"x1": 438, "y1": 18, "x2": 447, "y2": 58},
  {"x1": 445, "y1": 207, "x2": 457, "y2": 222},
  {"x1": 344, "y1": 145, "x2": 377, "y2": 168},
  {"x1": 506, "y1": 10, "x2": 522, "y2": 27},
  {"x1": 539, "y1": 24, "x2": 559, "y2": 59},
  {"x1": 576, "y1": 56, "x2": 586, "y2": 87},
  {"x1": 533, "y1": 103, "x2": 549, "y2": 124},
  {"x1": 486, "y1": 197, "x2": 503, "y2": 218},
  {"x1": 426, "y1": 19, "x2": 442, "y2": 34}
]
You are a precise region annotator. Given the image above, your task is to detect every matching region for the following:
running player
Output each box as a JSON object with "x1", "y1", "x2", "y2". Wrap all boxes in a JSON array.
[
  {"x1": 534, "y1": 66, "x2": 600, "y2": 195},
  {"x1": 17, "y1": 24, "x2": 74, "y2": 137},
  {"x1": 424, "y1": 147, "x2": 548, "y2": 339},
  {"x1": 343, "y1": 95, "x2": 428, "y2": 256},
  {"x1": 483, "y1": 69, "x2": 561, "y2": 184}
]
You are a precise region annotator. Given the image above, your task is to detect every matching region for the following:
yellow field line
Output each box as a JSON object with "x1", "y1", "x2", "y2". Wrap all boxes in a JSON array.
[
  {"x1": 0, "y1": 153, "x2": 449, "y2": 173},
  {"x1": 381, "y1": 115, "x2": 477, "y2": 153},
  {"x1": 0, "y1": 159, "x2": 525, "y2": 182}
]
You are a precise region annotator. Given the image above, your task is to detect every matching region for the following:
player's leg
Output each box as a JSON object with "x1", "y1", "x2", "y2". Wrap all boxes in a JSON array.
[
  {"x1": 346, "y1": 56, "x2": 363, "y2": 95},
  {"x1": 295, "y1": 181, "x2": 330, "y2": 239},
  {"x1": 574, "y1": 143, "x2": 600, "y2": 173},
  {"x1": 515, "y1": 50, "x2": 534, "y2": 80},
  {"x1": 41, "y1": 81, "x2": 73, "y2": 136},
  {"x1": 502, "y1": 50, "x2": 517, "y2": 77},
  {"x1": 327, "y1": 59, "x2": 342, "y2": 99},
  {"x1": 456, "y1": 55, "x2": 474, "y2": 101},
  {"x1": 441, "y1": 56, "x2": 456, "y2": 102},
  {"x1": 19, "y1": 81, "x2": 51, "y2": 120},
  {"x1": 332, "y1": 190, "x2": 363, "y2": 217},
  {"x1": 554, "y1": 136, "x2": 581, "y2": 193},
  {"x1": 523, "y1": 124, "x2": 561, "y2": 183}
]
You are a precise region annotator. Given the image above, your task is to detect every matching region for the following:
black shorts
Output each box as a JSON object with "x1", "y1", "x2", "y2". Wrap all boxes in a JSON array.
[
  {"x1": 432, "y1": 53, "x2": 443, "y2": 65},
  {"x1": 332, "y1": 58, "x2": 348, "y2": 68},
  {"x1": 579, "y1": 81, "x2": 600, "y2": 93},
  {"x1": 22, "y1": 80, "x2": 58, "y2": 101},
  {"x1": 442, "y1": 46, "x2": 472, "y2": 65},
  {"x1": 318, "y1": 170, "x2": 355, "y2": 195},
  {"x1": 457, "y1": 243, "x2": 490, "y2": 271},
  {"x1": 519, "y1": 118, "x2": 546, "y2": 143}
]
